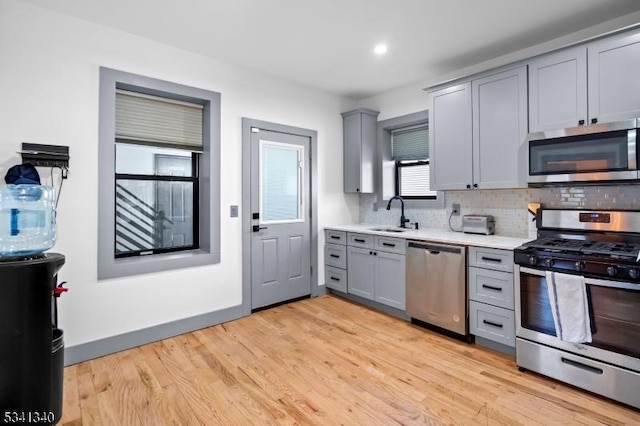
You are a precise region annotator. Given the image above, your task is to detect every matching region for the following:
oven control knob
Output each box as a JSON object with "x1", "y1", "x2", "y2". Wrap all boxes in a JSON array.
[
  {"x1": 606, "y1": 265, "x2": 618, "y2": 277},
  {"x1": 528, "y1": 255, "x2": 537, "y2": 265},
  {"x1": 574, "y1": 261, "x2": 585, "y2": 272},
  {"x1": 629, "y1": 268, "x2": 639, "y2": 279},
  {"x1": 544, "y1": 258, "x2": 554, "y2": 268}
]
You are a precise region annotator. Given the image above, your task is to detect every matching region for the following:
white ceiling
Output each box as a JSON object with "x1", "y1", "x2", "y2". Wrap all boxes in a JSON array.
[{"x1": 20, "y1": 0, "x2": 640, "y2": 100}]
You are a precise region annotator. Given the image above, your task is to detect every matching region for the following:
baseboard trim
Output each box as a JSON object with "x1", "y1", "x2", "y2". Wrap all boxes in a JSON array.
[
  {"x1": 64, "y1": 304, "x2": 245, "y2": 366},
  {"x1": 475, "y1": 336, "x2": 516, "y2": 357},
  {"x1": 327, "y1": 289, "x2": 410, "y2": 321}
]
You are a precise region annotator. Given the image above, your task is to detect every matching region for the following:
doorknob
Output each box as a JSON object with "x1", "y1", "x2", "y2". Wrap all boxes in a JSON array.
[{"x1": 252, "y1": 225, "x2": 268, "y2": 232}]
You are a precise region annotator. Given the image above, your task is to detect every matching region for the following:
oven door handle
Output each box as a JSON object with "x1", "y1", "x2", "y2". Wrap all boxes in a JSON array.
[{"x1": 518, "y1": 266, "x2": 640, "y2": 291}]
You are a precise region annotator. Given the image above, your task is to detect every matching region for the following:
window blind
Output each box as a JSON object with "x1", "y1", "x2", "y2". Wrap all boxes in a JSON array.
[
  {"x1": 115, "y1": 89, "x2": 203, "y2": 150},
  {"x1": 391, "y1": 125, "x2": 428, "y2": 161},
  {"x1": 398, "y1": 163, "x2": 436, "y2": 197}
]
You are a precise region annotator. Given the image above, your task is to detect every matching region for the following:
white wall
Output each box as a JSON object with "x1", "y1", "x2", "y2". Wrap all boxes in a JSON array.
[{"x1": 0, "y1": 0, "x2": 358, "y2": 347}]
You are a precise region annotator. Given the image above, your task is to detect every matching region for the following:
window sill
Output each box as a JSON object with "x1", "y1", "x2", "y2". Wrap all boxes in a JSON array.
[{"x1": 99, "y1": 248, "x2": 220, "y2": 280}]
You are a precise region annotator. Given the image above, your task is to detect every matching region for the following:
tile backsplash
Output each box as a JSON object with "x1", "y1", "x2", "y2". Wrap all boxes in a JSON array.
[{"x1": 359, "y1": 185, "x2": 640, "y2": 238}]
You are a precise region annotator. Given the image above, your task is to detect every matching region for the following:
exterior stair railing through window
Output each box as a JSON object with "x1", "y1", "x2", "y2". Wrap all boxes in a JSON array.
[{"x1": 115, "y1": 183, "x2": 173, "y2": 255}]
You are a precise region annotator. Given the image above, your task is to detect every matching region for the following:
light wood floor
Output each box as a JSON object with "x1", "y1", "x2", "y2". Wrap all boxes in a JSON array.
[{"x1": 60, "y1": 295, "x2": 640, "y2": 425}]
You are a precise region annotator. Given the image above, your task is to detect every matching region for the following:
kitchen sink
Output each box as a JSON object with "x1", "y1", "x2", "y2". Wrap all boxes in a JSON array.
[{"x1": 368, "y1": 227, "x2": 408, "y2": 233}]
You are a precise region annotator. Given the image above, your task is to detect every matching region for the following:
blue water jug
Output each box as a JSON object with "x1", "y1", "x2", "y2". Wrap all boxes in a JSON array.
[{"x1": 0, "y1": 185, "x2": 56, "y2": 257}]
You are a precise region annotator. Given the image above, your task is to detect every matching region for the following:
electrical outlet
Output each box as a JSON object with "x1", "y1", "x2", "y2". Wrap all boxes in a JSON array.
[{"x1": 452, "y1": 203, "x2": 460, "y2": 216}]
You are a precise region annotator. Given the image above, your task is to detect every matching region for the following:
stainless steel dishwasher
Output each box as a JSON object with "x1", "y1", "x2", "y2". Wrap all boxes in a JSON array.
[{"x1": 406, "y1": 241, "x2": 468, "y2": 338}]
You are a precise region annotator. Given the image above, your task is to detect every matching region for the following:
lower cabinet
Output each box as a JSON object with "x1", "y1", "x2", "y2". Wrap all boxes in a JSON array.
[
  {"x1": 325, "y1": 265, "x2": 347, "y2": 293},
  {"x1": 469, "y1": 301, "x2": 515, "y2": 347},
  {"x1": 325, "y1": 230, "x2": 347, "y2": 292},
  {"x1": 468, "y1": 246, "x2": 516, "y2": 348},
  {"x1": 346, "y1": 246, "x2": 375, "y2": 299},
  {"x1": 374, "y1": 250, "x2": 405, "y2": 310},
  {"x1": 346, "y1": 233, "x2": 406, "y2": 310},
  {"x1": 324, "y1": 230, "x2": 406, "y2": 311}
]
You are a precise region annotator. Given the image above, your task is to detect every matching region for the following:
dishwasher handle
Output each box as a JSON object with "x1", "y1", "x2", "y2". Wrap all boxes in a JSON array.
[{"x1": 407, "y1": 241, "x2": 463, "y2": 254}]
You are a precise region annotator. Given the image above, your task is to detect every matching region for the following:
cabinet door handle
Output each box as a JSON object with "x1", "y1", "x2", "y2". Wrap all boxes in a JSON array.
[
  {"x1": 482, "y1": 284, "x2": 503, "y2": 292},
  {"x1": 354, "y1": 238, "x2": 366, "y2": 243},
  {"x1": 578, "y1": 119, "x2": 585, "y2": 126},
  {"x1": 382, "y1": 242, "x2": 395, "y2": 247},
  {"x1": 483, "y1": 320, "x2": 503, "y2": 328},
  {"x1": 330, "y1": 235, "x2": 341, "y2": 240},
  {"x1": 561, "y1": 357, "x2": 603, "y2": 375},
  {"x1": 591, "y1": 118, "x2": 598, "y2": 124},
  {"x1": 466, "y1": 184, "x2": 471, "y2": 189},
  {"x1": 330, "y1": 276, "x2": 341, "y2": 282},
  {"x1": 481, "y1": 256, "x2": 502, "y2": 263},
  {"x1": 330, "y1": 254, "x2": 340, "y2": 258},
  {"x1": 473, "y1": 183, "x2": 478, "y2": 188}
]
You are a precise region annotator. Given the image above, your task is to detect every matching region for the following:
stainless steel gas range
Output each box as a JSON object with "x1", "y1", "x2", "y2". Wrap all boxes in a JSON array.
[{"x1": 514, "y1": 209, "x2": 640, "y2": 409}]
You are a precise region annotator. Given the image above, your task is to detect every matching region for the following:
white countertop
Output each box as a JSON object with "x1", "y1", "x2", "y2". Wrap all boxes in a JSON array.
[{"x1": 324, "y1": 223, "x2": 531, "y2": 250}]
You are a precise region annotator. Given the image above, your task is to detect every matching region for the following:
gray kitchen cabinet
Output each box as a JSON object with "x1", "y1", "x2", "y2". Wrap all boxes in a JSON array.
[
  {"x1": 324, "y1": 230, "x2": 347, "y2": 292},
  {"x1": 341, "y1": 108, "x2": 379, "y2": 193},
  {"x1": 588, "y1": 30, "x2": 640, "y2": 125},
  {"x1": 429, "y1": 66, "x2": 527, "y2": 190},
  {"x1": 374, "y1": 249, "x2": 405, "y2": 310},
  {"x1": 529, "y1": 29, "x2": 640, "y2": 132},
  {"x1": 528, "y1": 46, "x2": 587, "y2": 132},
  {"x1": 345, "y1": 233, "x2": 406, "y2": 309},
  {"x1": 325, "y1": 265, "x2": 347, "y2": 293},
  {"x1": 347, "y1": 245, "x2": 375, "y2": 300},
  {"x1": 429, "y1": 82, "x2": 473, "y2": 191},
  {"x1": 468, "y1": 246, "x2": 516, "y2": 349},
  {"x1": 472, "y1": 66, "x2": 528, "y2": 189}
]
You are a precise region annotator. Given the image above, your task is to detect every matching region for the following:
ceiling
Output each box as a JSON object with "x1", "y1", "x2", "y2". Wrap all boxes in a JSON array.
[{"x1": 20, "y1": 0, "x2": 640, "y2": 100}]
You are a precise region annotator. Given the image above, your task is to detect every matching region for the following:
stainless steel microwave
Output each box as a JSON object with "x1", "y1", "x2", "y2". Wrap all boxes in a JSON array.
[{"x1": 527, "y1": 119, "x2": 638, "y2": 186}]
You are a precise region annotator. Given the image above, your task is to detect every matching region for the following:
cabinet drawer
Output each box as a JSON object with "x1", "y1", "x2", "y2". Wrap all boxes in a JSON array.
[
  {"x1": 375, "y1": 236, "x2": 405, "y2": 255},
  {"x1": 468, "y1": 267, "x2": 514, "y2": 310},
  {"x1": 325, "y1": 265, "x2": 347, "y2": 293},
  {"x1": 325, "y1": 230, "x2": 346, "y2": 245},
  {"x1": 348, "y1": 232, "x2": 374, "y2": 248},
  {"x1": 469, "y1": 301, "x2": 515, "y2": 347},
  {"x1": 469, "y1": 246, "x2": 513, "y2": 272},
  {"x1": 325, "y1": 244, "x2": 347, "y2": 269}
]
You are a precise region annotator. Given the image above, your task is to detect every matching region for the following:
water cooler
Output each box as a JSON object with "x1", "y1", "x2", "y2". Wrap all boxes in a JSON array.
[{"x1": 0, "y1": 253, "x2": 65, "y2": 425}]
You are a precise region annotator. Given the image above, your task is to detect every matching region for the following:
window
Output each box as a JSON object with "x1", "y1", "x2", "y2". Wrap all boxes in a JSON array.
[
  {"x1": 392, "y1": 125, "x2": 436, "y2": 199},
  {"x1": 114, "y1": 91, "x2": 201, "y2": 258},
  {"x1": 98, "y1": 68, "x2": 221, "y2": 279},
  {"x1": 376, "y1": 110, "x2": 442, "y2": 210}
]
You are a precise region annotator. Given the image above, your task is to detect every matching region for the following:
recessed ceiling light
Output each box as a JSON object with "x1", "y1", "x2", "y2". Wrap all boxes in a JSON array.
[{"x1": 374, "y1": 44, "x2": 387, "y2": 55}]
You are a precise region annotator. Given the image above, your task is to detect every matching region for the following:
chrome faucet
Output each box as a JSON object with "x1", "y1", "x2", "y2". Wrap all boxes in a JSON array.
[{"x1": 386, "y1": 195, "x2": 410, "y2": 228}]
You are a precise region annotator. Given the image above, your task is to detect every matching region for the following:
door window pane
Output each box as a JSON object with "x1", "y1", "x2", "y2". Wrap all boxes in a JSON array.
[
  {"x1": 115, "y1": 179, "x2": 194, "y2": 255},
  {"x1": 260, "y1": 141, "x2": 303, "y2": 223}
]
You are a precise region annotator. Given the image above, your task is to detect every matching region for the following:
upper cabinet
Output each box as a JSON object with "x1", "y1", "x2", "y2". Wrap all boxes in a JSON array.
[
  {"x1": 429, "y1": 83, "x2": 473, "y2": 191},
  {"x1": 341, "y1": 108, "x2": 379, "y2": 193},
  {"x1": 528, "y1": 46, "x2": 587, "y2": 132},
  {"x1": 588, "y1": 31, "x2": 640, "y2": 125},
  {"x1": 529, "y1": 30, "x2": 640, "y2": 132},
  {"x1": 429, "y1": 66, "x2": 528, "y2": 191}
]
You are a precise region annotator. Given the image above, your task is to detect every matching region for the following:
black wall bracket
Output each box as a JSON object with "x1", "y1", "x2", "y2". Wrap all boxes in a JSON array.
[{"x1": 20, "y1": 143, "x2": 70, "y2": 169}]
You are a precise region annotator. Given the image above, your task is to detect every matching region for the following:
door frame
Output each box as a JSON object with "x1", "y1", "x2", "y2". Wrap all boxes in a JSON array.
[{"x1": 241, "y1": 118, "x2": 319, "y2": 316}]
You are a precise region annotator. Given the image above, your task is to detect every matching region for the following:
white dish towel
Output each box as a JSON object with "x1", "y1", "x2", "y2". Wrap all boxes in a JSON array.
[{"x1": 545, "y1": 271, "x2": 592, "y2": 343}]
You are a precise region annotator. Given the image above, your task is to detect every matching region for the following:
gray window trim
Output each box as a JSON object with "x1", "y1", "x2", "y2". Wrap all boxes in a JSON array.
[
  {"x1": 98, "y1": 67, "x2": 221, "y2": 279},
  {"x1": 375, "y1": 110, "x2": 444, "y2": 210}
]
